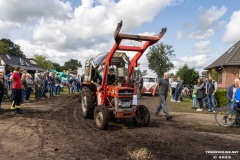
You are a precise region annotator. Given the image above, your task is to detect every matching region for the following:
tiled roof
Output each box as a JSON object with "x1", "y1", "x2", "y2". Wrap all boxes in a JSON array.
[
  {"x1": 0, "y1": 53, "x2": 45, "y2": 71},
  {"x1": 205, "y1": 40, "x2": 240, "y2": 69}
]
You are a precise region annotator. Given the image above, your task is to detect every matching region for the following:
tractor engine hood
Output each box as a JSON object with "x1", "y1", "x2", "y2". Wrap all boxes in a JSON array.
[{"x1": 106, "y1": 86, "x2": 134, "y2": 98}]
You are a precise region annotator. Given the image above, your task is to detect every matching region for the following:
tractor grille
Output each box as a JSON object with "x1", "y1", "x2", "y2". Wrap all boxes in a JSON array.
[{"x1": 118, "y1": 90, "x2": 134, "y2": 96}]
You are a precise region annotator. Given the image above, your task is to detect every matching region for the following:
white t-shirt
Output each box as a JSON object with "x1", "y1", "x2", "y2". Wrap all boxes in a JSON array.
[{"x1": 171, "y1": 81, "x2": 177, "y2": 88}]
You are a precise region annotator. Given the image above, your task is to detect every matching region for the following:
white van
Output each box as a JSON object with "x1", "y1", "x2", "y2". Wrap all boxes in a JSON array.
[{"x1": 141, "y1": 76, "x2": 158, "y2": 95}]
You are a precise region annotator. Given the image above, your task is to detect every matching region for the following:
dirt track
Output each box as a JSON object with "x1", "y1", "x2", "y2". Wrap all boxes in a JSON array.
[{"x1": 0, "y1": 95, "x2": 240, "y2": 160}]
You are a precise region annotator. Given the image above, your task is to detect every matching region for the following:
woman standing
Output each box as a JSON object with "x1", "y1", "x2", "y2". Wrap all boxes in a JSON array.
[
  {"x1": 55, "y1": 73, "x2": 61, "y2": 96},
  {"x1": 25, "y1": 73, "x2": 33, "y2": 103},
  {"x1": 21, "y1": 74, "x2": 27, "y2": 104},
  {"x1": 0, "y1": 73, "x2": 4, "y2": 109},
  {"x1": 49, "y1": 72, "x2": 55, "y2": 97},
  {"x1": 34, "y1": 73, "x2": 42, "y2": 101},
  {"x1": 196, "y1": 78, "x2": 205, "y2": 112},
  {"x1": 170, "y1": 77, "x2": 177, "y2": 102}
]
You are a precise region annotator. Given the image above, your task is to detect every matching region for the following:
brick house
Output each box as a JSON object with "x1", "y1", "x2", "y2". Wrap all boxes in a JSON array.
[{"x1": 205, "y1": 41, "x2": 240, "y2": 89}]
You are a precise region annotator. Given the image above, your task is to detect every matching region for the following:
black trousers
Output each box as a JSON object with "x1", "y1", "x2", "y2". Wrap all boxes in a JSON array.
[
  {"x1": 0, "y1": 92, "x2": 3, "y2": 105},
  {"x1": 197, "y1": 98, "x2": 203, "y2": 109},
  {"x1": 26, "y1": 88, "x2": 32, "y2": 100},
  {"x1": 11, "y1": 89, "x2": 22, "y2": 110}
]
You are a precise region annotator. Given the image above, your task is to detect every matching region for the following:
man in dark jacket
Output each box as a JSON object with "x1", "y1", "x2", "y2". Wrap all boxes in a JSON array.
[
  {"x1": 206, "y1": 76, "x2": 218, "y2": 113},
  {"x1": 153, "y1": 72, "x2": 172, "y2": 120},
  {"x1": 175, "y1": 77, "x2": 183, "y2": 102},
  {"x1": 227, "y1": 78, "x2": 240, "y2": 110}
]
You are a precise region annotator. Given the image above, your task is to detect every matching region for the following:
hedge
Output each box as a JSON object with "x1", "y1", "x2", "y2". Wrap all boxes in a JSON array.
[{"x1": 215, "y1": 90, "x2": 228, "y2": 107}]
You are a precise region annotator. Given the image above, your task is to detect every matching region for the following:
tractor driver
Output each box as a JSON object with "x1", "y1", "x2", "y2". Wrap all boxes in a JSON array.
[{"x1": 107, "y1": 68, "x2": 116, "y2": 85}]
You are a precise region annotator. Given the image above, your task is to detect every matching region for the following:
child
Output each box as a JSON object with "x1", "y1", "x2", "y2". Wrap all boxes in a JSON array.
[
  {"x1": 192, "y1": 85, "x2": 197, "y2": 109},
  {"x1": 0, "y1": 73, "x2": 4, "y2": 109}
]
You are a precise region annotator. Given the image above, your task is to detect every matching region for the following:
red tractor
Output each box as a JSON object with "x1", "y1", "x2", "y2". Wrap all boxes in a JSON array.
[{"x1": 80, "y1": 21, "x2": 166, "y2": 129}]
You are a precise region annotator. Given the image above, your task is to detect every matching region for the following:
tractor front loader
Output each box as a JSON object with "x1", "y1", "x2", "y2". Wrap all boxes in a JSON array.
[{"x1": 80, "y1": 21, "x2": 166, "y2": 129}]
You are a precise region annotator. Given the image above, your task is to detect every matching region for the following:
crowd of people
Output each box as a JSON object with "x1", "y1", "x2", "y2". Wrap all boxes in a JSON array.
[
  {"x1": 153, "y1": 72, "x2": 240, "y2": 121},
  {"x1": 169, "y1": 77, "x2": 183, "y2": 102},
  {"x1": 191, "y1": 76, "x2": 218, "y2": 113},
  {"x1": 0, "y1": 67, "x2": 83, "y2": 114}
]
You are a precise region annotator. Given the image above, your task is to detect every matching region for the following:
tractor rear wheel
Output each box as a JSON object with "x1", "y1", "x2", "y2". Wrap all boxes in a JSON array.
[
  {"x1": 81, "y1": 86, "x2": 96, "y2": 118},
  {"x1": 94, "y1": 106, "x2": 109, "y2": 130},
  {"x1": 133, "y1": 105, "x2": 150, "y2": 127}
]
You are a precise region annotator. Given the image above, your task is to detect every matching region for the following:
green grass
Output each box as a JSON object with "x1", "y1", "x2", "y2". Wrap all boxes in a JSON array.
[{"x1": 167, "y1": 97, "x2": 212, "y2": 114}]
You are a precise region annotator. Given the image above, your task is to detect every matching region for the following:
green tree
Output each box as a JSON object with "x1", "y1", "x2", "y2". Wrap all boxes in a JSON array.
[
  {"x1": 0, "y1": 38, "x2": 26, "y2": 57},
  {"x1": 63, "y1": 59, "x2": 82, "y2": 70},
  {"x1": 147, "y1": 43, "x2": 175, "y2": 78},
  {"x1": 211, "y1": 68, "x2": 218, "y2": 82},
  {"x1": 52, "y1": 62, "x2": 61, "y2": 71},
  {"x1": 34, "y1": 55, "x2": 54, "y2": 70},
  {"x1": 131, "y1": 69, "x2": 147, "y2": 77},
  {"x1": 176, "y1": 64, "x2": 199, "y2": 84},
  {"x1": 170, "y1": 73, "x2": 175, "y2": 78}
]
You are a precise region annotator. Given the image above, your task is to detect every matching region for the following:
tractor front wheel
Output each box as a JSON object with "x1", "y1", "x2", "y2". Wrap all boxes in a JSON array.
[
  {"x1": 94, "y1": 106, "x2": 109, "y2": 130},
  {"x1": 133, "y1": 105, "x2": 150, "y2": 127},
  {"x1": 81, "y1": 86, "x2": 96, "y2": 118}
]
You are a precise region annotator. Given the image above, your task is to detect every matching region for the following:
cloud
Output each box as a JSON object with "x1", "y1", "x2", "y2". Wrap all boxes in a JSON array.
[
  {"x1": 193, "y1": 40, "x2": 211, "y2": 54},
  {"x1": 0, "y1": 20, "x2": 19, "y2": 37},
  {"x1": 1, "y1": 0, "x2": 180, "y2": 77},
  {"x1": 0, "y1": 0, "x2": 72, "y2": 23},
  {"x1": 176, "y1": 22, "x2": 192, "y2": 40},
  {"x1": 223, "y1": 10, "x2": 240, "y2": 43},
  {"x1": 177, "y1": 31, "x2": 184, "y2": 40},
  {"x1": 31, "y1": 0, "x2": 178, "y2": 51},
  {"x1": 170, "y1": 40, "x2": 212, "y2": 73},
  {"x1": 199, "y1": 6, "x2": 227, "y2": 29},
  {"x1": 189, "y1": 29, "x2": 214, "y2": 40},
  {"x1": 186, "y1": 6, "x2": 227, "y2": 40}
]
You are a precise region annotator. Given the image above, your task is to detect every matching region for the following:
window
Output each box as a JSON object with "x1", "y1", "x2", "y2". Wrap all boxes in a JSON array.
[
  {"x1": 143, "y1": 78, "x2": 156, "y2": 83},
  {"x1": 6, "y1": 54, "x2": 11, "y2": 59},
  {"x1": 19, "y1": 58, "x2": 29, "y2": 66},
  {"x1": 218, "y1": 70, "x2": 222, "y2": 84}
]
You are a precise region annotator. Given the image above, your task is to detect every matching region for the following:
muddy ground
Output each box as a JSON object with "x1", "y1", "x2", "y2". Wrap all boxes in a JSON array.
[{"x1": 0, "y1": 95, "x2": 240, "y2": 160}]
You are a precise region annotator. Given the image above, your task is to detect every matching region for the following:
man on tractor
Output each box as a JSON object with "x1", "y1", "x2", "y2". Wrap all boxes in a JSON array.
[{"x1": 107, "y1": 68, "x2": 116, "y2": 85}]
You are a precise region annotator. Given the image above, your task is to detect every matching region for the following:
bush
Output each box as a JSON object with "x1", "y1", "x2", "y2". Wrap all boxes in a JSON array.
[{"x1": 215, "y1": 90, "x2": 228, "y2": 107}]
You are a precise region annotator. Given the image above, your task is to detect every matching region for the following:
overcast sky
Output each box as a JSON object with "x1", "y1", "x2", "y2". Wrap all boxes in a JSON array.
[{"x1": 0, "y1": 0, "x2": 239, "y2": 75}]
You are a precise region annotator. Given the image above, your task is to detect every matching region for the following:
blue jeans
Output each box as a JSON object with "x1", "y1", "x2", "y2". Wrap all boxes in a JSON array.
[
  {"x1": 55, "y1": 85, "x2": 60, "y2": 95},
  {"x1": 156, "y1": 94, "x2": 169, "y2": 116},
  {"x1": 74, "y1": 82, "x2": 78, "y2": 92},
  {"x1": 208, "y1": 94, "x2": 216, "y2": 111},
  {"x1": 175, "y1": 89, "x2": 182, "y2": 101},
  {"x1": 21, "y1": 90, "x2": 26, "y2": 104},
  {"x1": 192, "y1": 98, "x2": 197, "y2": 108},
  {"x1": 49, "y1": 83, "x2": 55, "y2": 96},
  {"x1": 26, "y1": 88, "x2": 32, "y2": 101},
  {"x1": 41, "y1": 80, "x2": 48, "y2": 97},
  {"x1": 228, "y1": 101, "x2": 235, "y2": 113}
]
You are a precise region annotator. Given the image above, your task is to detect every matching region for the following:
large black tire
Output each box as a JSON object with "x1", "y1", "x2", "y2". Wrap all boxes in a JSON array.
[
  {"x1": 94, "y1": 105, "x2": 109, "y2": 130},
  {"x1": 80, "y1": 86, "x2": 96, "y2": 118},
  {"x1": 133, "y1": 105, "x2": 150, "y2": 127}
]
